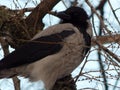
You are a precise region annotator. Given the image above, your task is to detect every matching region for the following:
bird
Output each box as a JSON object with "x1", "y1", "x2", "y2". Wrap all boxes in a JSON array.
[{"x1": 0, "y1": 6, "x2": 92, "y2": 90}]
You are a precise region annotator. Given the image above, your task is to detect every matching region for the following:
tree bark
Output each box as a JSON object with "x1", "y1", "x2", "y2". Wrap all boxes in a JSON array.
[{"x1": 25, "y1": 0, "x2": 61, "y2": 35}]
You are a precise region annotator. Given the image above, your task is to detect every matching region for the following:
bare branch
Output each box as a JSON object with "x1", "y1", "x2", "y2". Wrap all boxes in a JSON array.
[
  {"x1": 85, "y1": 0, "x2": 111, "y2": 34},
  {"x1": 25, "y1": 0, "x2": 61, "y2": 32},
  {"x1": 93, "y1": 40, "x2": 120, "y2": 64},
  {"x1": 0, "y1": 37, "x2": 20, "y2": 90},
  {"x1": 108, "y1": 0, "x2": 120, "y2": 26},
  {"x1": 92, "y1": 34, "x2": 120, "y2": 45},
  {"x1": 12, "y1": 77, "x2": 20, "y2": 90},
  {"x1": 96, "y1": 0, "x2": 107, "y2": 10}
]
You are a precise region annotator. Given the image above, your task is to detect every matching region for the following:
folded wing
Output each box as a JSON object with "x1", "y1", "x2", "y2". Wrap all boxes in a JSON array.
[{"x1": 0, "y1": 30, "x2": 75, "y2": 70}]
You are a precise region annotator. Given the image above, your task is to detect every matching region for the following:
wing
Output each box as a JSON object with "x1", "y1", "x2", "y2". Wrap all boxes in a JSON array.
[{"x1": 0, "y1": 30, "x2": 75, "y2": 70}]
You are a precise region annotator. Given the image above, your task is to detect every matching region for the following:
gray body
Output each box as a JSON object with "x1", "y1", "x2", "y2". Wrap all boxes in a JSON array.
[{"x1": 0, "y1": 7, "x2": 92, "y2": 90}]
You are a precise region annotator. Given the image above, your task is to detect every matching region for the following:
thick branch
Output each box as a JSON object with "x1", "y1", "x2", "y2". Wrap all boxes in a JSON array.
[
  {"x1": 92, "y1": 34, "x2": 120, "y2": 45},
  {"x1": 93, "y1": 40, "x2": 120, "y2": 64},
  {"x1": 0, "y1": 37, "x2": 20, "y2": 90},
  {"x1": 91, "y1": 34, "x2": 120, "y2": 66},
  {"x1": 25, "y1": 0, "x2": 61, "y2": 31},
  {"x1": 96, "y1": 0, "x2": 107, "y2": 10}
]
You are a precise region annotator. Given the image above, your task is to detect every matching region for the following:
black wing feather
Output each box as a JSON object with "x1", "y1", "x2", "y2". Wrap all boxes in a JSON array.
[{"x1": 0, "y1": 30, "x2": 75, "y2": 70}]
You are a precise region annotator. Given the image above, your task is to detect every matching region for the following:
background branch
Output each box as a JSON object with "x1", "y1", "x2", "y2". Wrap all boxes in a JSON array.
[
  {"x1": 25, "y1": 0, "x2": 61, "y2": 33},
  {"x1": 0, "y1": 37, "x2": 20, "y2": 90},
  {"x1": 0, "y1": 0, "x2": 120, "y2": 90},
  {"x1": 92, "y1": 34, "x2": 120, "y2": 45}
]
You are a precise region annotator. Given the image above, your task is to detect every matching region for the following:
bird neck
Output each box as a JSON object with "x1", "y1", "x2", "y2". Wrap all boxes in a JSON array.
[
  {"x1": 74, "y1": 21, "x2": 91, "y2": 55},
  {"x1": 61, "y1": 20, "x2": 88, "y2": 34},
  {"x1": 73, "y1": 21, "x2": 88, "y2": 34}
]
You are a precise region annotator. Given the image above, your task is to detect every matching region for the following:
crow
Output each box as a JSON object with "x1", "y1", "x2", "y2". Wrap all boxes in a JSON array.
[{"x1": 0, "y1": 6, "x2": 92, "y2": 90}]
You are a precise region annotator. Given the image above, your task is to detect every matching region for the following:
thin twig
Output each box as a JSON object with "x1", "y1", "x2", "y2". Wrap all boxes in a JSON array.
[
  {"x1": 85, "y1": 0, "x2": 111, "y2": 34},
  {"x1": 74, "y1": 51, "x2": 91, "y2": 82},
  {"x1": 12, "y1": 77, "x2": 20, "y2": 90},
  {"x1": 93, "y1": 40, "x2": 120, "y2": 64},
  {"x1": 108, "y1": 0, "x2": 120, "y2": 26}
]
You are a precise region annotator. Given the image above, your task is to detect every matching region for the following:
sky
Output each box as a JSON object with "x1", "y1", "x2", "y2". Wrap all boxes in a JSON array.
[{"x1": 0, "y1": 0, "x2": 120, "y2": 90}]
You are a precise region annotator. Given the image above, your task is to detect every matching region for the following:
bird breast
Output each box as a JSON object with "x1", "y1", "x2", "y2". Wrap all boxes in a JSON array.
[{"x1": 24, "y1": 30, "x2": 85, "y2": 90}]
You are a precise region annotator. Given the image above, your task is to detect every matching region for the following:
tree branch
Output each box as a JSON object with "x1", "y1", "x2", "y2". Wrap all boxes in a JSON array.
[
  {"x1": 85, "y1": 0, "x2": 111, "y2": 34},
  {"x1": 93, "y1": 40, "x2": 120, "y2": 65},
  {"x1": 0, "y1": 37, "x2": 20, "y2": 90},
  {"x1": 108, "y1": 0, "x2": 120, "y2": 26},
  {"x1": 25, "y1": 0, "x2": 61, "y2": 33},
  {"x1": 92, "y1": 34, "x2": 120, "y2": 45}
]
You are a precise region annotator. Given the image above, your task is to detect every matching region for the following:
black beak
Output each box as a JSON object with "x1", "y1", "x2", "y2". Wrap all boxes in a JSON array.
[{"x1": 56, "y1": 11, "x2": 71, "y2": 20}]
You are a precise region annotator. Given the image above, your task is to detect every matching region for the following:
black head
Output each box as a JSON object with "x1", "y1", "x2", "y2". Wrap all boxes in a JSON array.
[
  {"x1": 56, "y1": 6, "x2": 89, "y2": 25},
  {"x1": 56, "y1": 7, "x2": 91, "y2": 56}
]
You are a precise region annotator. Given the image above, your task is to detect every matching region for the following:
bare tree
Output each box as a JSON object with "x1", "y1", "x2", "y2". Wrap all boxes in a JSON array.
[{"x1": 0, "y1": 0, "x2": 120, "y2": 90}]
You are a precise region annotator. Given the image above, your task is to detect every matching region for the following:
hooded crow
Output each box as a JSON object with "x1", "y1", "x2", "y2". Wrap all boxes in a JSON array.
[{"x1": 0, "y1": 6, "x2": 92, "y2": 90}]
